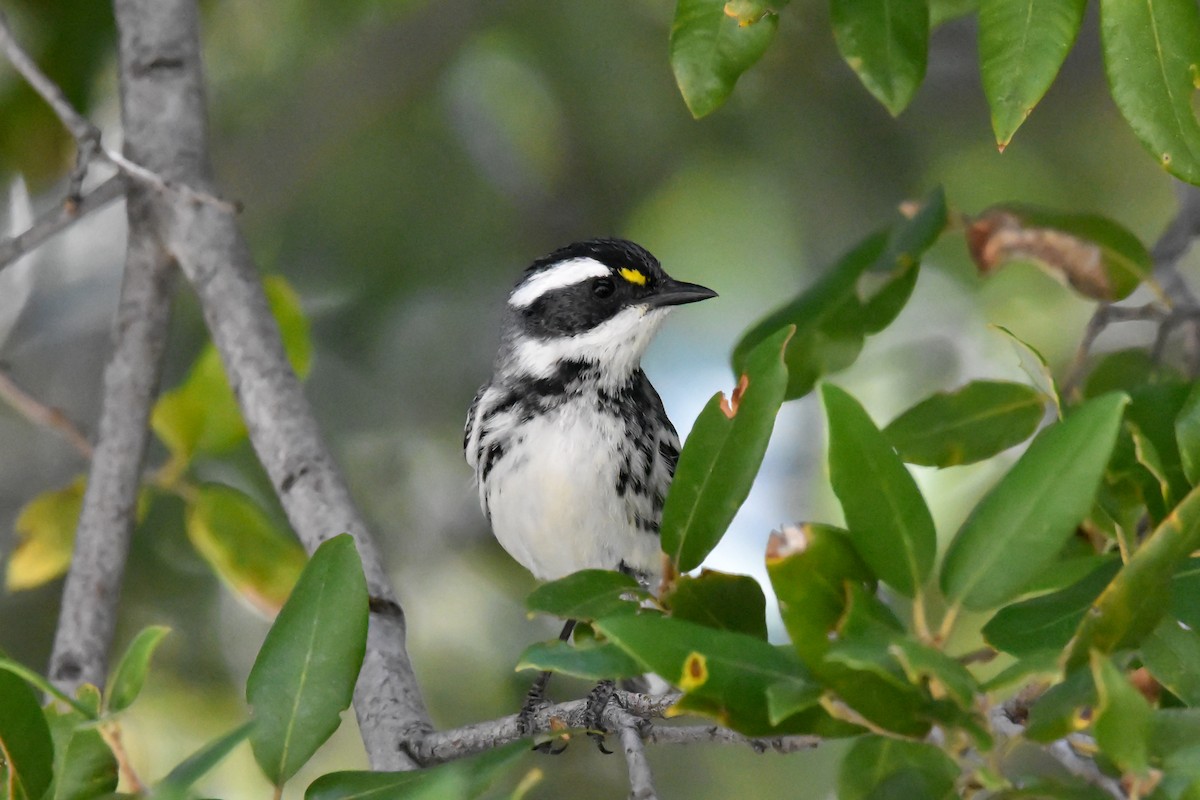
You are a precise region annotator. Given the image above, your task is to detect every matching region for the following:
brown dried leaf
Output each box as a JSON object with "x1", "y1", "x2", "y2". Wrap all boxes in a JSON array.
[{"x1": 967, "y1": 210, "x2": 1111, "y2": 299}]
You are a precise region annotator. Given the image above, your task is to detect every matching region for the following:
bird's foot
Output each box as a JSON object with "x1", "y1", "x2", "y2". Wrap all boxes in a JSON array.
[
  {"x1": 520, "y1": 670, "x2": 570, "y2": 754},
  {"x1": 584, "y1": 679, "x2": 616, "y2": 754}
]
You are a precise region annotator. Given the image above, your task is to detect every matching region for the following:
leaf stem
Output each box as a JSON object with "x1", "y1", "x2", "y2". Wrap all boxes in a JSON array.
[
  {"x1": 937, "y1": 603, "x2": 960, "y2": 645},
  {"x1": 912, "y1": 587, "x2": 932, "y2": 643}
]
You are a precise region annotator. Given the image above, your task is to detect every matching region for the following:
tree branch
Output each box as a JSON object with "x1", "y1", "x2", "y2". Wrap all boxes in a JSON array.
[
  {"x1": 613, "y1": 710, "x2": 657, "y2": 800},
  {"x1": 109, "y1": 0, "x2": 432, "y2": 767},
  {"x1": 0, "y1": 175, "x2": 125, "y2": 274},
  {"x1": 47, "y1": 189, "x2": 176, "y2": 694}
]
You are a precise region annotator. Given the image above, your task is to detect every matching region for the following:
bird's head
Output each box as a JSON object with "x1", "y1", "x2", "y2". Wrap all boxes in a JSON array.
[{"x1": 498, "y1": 238, "x2": 717, "y2": 382}]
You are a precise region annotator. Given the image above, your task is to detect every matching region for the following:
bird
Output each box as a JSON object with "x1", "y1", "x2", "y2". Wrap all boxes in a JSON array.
[{"x1": 464, "y1": 238, "x2": 716, "y2": 742}]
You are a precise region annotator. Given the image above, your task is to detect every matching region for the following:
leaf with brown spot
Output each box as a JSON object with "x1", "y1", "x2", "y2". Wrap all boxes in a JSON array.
[{"x1": 966, "y1": 205, "x2": 1151, "y2": 301}]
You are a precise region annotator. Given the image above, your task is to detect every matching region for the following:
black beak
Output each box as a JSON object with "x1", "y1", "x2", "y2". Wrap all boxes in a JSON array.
[{"x1": 650, "y1": 278, "x2": 718, "y2": 308}]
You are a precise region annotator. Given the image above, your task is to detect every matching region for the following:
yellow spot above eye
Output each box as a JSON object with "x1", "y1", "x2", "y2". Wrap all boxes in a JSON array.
[{"x1": 619, "y1": 268, "x2": 647, "y2": 286}]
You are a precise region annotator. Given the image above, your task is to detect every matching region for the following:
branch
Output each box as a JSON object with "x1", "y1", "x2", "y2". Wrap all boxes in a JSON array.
[
  {"x1": 109, "y1": 0, "x2": 431, "y2": 767},
  {"x1": 613, "y1": 710, "x2": 657, "y2": 800},
  {"x1": 47, "y1": 190, "x2": 176, "y2": 694},
  {"x1": 0, "y1": 10, "x2": 98, "y2": 145},
  {"x1": 411, "y1": 690, "x2": 819, "y2": 766},
  {"x1": 0, "y1": 368, "x2": 93, "y2": 459},
  {"x1": 0, "y1": 175, "x2": 125, "y2": 274}
]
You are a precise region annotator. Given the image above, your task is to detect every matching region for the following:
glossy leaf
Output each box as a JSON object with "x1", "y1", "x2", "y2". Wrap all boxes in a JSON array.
[
  {"x1": 1172, "y1": 557, "x2": 1200, "y2": 630},
  {"x1": 979, "y1": 0, "x2": 1086, "y2": 148},
  {"x1": 186, "y1": 483, "x2": 307, "y2": 616},
  {"x1": 525, "y1": 570, "x2": 646, "y2": 621},
  {"x1": 669, "y1": 0, "x2": 779, "y2": 118},
  {"x1": 0, "y1": 666, "x2": 54, "y2": 800},
  {"x1": 515, "y1": 640, "x2": 643, "y2": 681},
  {"x1": 766, "y1": 522, "x2": 874, "y2": 663},
  {"x1": 1025, "y1": 667, "x2": 1095, "y2": 743},
  {"x1": 830, "y1": 0, "x2": 930, "y2": 116},
  {"x1": 5, "y1": 475, "x2": 85, "y2": 591},
  {"x1": 967, "y1": 206, "x2": 1152, "y2": 301},
  {"x1": 1127, "y1": 381, "x2": 1191, "y2": 505},
  {"x1": 1064, "y1": 482, "x2": 1200, "y2": 670},
  {"x1": 151, "y1": 722, "x2": 255, "y2": 800},
  {"x1": 734, "y1": 188, "x2": 947, "y2": 399},
  {"x1": 1177, "y1": 379, "x2": 1200, "y2": 486},
  {"x1": 595, "y1": 614, "x2": 819, "y2": 735},
  {"x1": 992, "y1": 325, "x2": 1062, "y2": 415},
  {"x1": 980, "y1": 649, "x2": 1060, "y2": 693},
  {"x1": 837, "y1": 736, "x2": 958, "y2": 800},
  {"x1": 940, "y1": 392, "x2": 1128, "y2": 611},
  {"x1": 1100, "y1": 0, "x2": 1200, "y2": 184},
  {"x1": 1142, "y1": 619, "x2": 1200, "y2": 707},
  {"x1": 982, "y1": 559, "x2": 1120, "y2": 657},
  {"x1": 1091, "y1": 653, "x2": 1152, "y2": 777},
  {"x1": 247, "y1": 534, "x2": 368, "y2": 786},
  {"x1": 662, "y1": 326, "x2": 791, "y2": 572},
  {"x1": 883, "y1": 380, "x2": 1044, "y2": 467},
  {"x1": 152, "y1": 276, "x2": 313, "y2": 473},
  {"x1": 824, "y1": 383, "x2": 936, "y2": 598},
  {"x1": 889, "y1": 638, "x2": 978, "y2": 708},
  {"x1": 305, "y1": 742, "x2": 527, "y2": 800},
  {"x1": 44, "y1": 704, "x2": 118, "y2": 800},
  {"x1": 106, "y1": 625, "x2": 170, "y2": 714},
  {"x1": 1085, "y1": 348, "x2": 1165, "y2": 398},
  {"x1": 664, "y1": 570, "x2": 768, "y2": 639}
]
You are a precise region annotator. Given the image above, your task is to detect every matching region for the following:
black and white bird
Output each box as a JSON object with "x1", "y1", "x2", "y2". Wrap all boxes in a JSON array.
[{"x1": 464, "y1": 238, "x2": 717, "y2": 589}]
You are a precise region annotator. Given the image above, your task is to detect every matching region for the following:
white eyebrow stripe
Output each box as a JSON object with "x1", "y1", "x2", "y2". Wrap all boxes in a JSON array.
[{"x1": 508, "y1": 257, "x2": 610, "y2": 308}]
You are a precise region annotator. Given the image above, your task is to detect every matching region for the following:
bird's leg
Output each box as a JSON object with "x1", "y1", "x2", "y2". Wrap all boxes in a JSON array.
[
  {"x1": 584, "y1": 678, "x2": 616, "y2": 754},
  {"x1": 519, "y1": 619, "x2": 576, "y2": 752}
]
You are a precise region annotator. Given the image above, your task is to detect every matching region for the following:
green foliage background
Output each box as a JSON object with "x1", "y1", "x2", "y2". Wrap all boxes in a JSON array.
[{"x1": 0, "y1": 0, "x2": 1195, "y2": 797}]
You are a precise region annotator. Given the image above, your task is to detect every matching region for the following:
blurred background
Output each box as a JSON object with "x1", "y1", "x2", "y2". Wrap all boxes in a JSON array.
[{"x1": 0, "y1": 0, "x2": 1189, "y2": 796}]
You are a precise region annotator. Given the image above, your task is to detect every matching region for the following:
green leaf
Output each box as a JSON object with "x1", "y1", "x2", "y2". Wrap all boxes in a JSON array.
[
  {"x1": 1091, "y1": 652, "x2": 1152, "y2": 778},
  {"x1": 889, "y1": 638, "x2": 979, "y2": 709},
  {"x1": 765, "y1": 679, "x2": 822, "y2": 726},
  {"x1": 595, "y1": 614, "x2": 819, "y2": 735},
  {"x1": 1025, "y1": 667, "x2": 1095, "y2": 742},
  {"x1": 930, "y1": 0, "x2": 977, "y2": 27},
  {"x1": 525, "y1": 570, "x2": 646, "y2": 621},
  {"x1": 823, "y1": 383, "x2": 936, "y2": 598},
  {"x1": 5, "y1": 475, "x2": 86, "y2": 591},
  {"x1": 1127, "y1": 381, "x2": 1192, "y2": 506},
  {"x1": 44, "y1": 704, "x2": 118, "y2": 800},
  {"x1": 980, "y1": 649, "x2": 1060, "y2": 693},
  {"x1": 664, "y1": 570, "x2": 768, "y2": 639},
  {"x1": 837, "y1": 736, "x2": 958, "y2": 800},
  {"x1": 734, "y1": 188, "x2": 948, "y2": 400},
  {"x1": 0, "y1": 658, "x2": 96, "y2": 719},
  {"x1": 992, "y1": 325, "x2": 1062, "y2": 416},
  {"x1": 1172, "y1": 557, "x2": 1200, "y2": 630},
  {"x1": 150, "y1": 722, "x2": 255, "y2": 800},
  {"x1": 766, "y1": 523, "x2": 874, "y2": 663},
  {"x1": 940, "y1": 392, "x2": 1128, "y2": 611},
  {"x1": 1142, "y1": 618, "x2": 1200, "y2": 707},
  {"x1": 515, "y1": 640, "x2": 643, "y2": 681},
  {"x1": 1064, "y1": 482, "x2": 1200, "y2": 670},
  {"x1": 105, "y1": 625, "x2": 170, "y2": 714},
  {"x1": 883, "y1": 380, "x2": 1045, "y2": 467},
  {"x1": 247, "y1": 534, "x2": 368, "y2": 786},
  {"x1": 305, "y1": 742, "x2": 528, "y2": 800},
  {"x1": 186, "y1": 483, "x2": 307, "y2": 616},
  {"x1": 982, "y1": 559, "x2": 1121, "y2": 657},
  {"x1": 968, "y1": 206, "x2": 1153, "y2": 301},
  {"x1": 1176, "y1": 379, "x2": 1200, "y2": 485},
  {"x1": 669, "y1": 0, "x2": 780, "y2": 118},
  {"x1": 662, "y1": 326, "x2": 791, "y2": 572},
  {"x1": 0, "y1": 666, "x2": 54, "y2": 800},
  {"x1": 830, "y1": 0, "x2": 930, "y2": 116},
  {"x1": 1100, "y1": 0, "x2": 1200, "y2": 184},
  {"x1": 151, "y1": 275, "x2": 312, "y2": 472},
  {"x1": 979, "y1": 0, "x2": 1086, "y2": 148}
]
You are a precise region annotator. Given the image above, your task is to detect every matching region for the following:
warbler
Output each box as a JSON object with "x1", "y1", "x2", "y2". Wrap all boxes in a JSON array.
[{"x1": 464, "y1": 238, "x2": 717, "y2": 588}]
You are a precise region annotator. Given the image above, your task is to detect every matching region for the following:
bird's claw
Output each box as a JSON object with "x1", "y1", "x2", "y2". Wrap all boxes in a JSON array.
[{"x1": 584, "y1": 679, "x2": 616, "y2": 754}]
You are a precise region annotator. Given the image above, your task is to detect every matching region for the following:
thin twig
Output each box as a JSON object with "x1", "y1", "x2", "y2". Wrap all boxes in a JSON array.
[
  {"x1": 613, "y1": 711, "x2": 657, "y2": 800},
  {"x1": 0, "y1": 369, "x2": 93, "y2": 459},
  {"x1": 643, "y1": 724, "x2": 819, "y2": 753},
  {"x1": 0, "y1": 10, "x2": 234, "y2": 214},
  {"x1": 0, "y1": 176, "x2": 126, "y2": 274},
  {"x1": 0, "y1": 10, "x2": 98, "y2": 144}
]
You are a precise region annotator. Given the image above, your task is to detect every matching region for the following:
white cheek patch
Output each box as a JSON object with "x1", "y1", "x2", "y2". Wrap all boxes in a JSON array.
[
  {"x1": 513, "y1": 306, "x2": 671, "y2": 381},
  {"x1": 508, "y1": 257, "x2": 610, "y2": 308}
]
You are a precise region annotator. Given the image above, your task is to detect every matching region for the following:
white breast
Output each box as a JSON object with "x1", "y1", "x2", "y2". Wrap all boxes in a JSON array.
[{"x1": 483, "y1": 398, "x2": 662, "y2": 581}]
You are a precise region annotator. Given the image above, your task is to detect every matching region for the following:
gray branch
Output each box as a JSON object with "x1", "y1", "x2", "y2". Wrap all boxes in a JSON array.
[
  {"x1": 614, "y1": 711, "x2": 657, "y2": 800},
  {"x1": 0, "y1": 175, "x2": 125, "y2": 274},
  {"x1": 0, "y1": 10, "x2": 98, "y2": 145},
  {"x1": 47, "y1": 188, "x2": 176, "y2": 694},
  {"x1": 108, "y1": 0, "x2": 431, "y2": 767}
]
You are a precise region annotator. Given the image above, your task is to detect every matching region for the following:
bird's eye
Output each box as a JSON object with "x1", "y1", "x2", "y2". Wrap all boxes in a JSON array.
[{"x1": 593, "y1": 278, "x2": 615, "y2": 298}]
